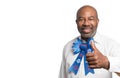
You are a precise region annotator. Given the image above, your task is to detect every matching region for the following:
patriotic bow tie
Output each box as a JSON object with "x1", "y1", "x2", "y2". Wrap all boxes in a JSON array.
[{"x1": 69, "y1": 37, "x2": 95, "y2": 75}]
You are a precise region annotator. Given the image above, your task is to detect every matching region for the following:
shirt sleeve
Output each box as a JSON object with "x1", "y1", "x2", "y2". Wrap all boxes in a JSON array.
[
  {"x1": 58, "y1": 46, "x2": 67, "y2": 78},
  {"x1": 108, "y1": 56, "x2": 120, "y2": 73},
  {"x1": 106, "y1": 40, "x2": 120, "y2": 73},
  {"x1": 58, "y1": 60, "x2": 67, "y2": 78}
]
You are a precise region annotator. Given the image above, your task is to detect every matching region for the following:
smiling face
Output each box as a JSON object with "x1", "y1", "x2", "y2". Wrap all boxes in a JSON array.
[{"x1": 76, "y1": 5, "x2": 99, "y2": 39}]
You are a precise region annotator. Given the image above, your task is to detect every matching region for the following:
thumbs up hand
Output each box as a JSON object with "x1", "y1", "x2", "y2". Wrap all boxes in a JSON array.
[{"x1": 86, "y1": 41, "x2": 110, "y2": 70}]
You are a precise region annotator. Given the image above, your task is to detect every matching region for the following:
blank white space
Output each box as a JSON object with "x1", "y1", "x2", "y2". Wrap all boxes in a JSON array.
[{"x1": 0, "y1": 0, "x2": 120, "y2": 78}]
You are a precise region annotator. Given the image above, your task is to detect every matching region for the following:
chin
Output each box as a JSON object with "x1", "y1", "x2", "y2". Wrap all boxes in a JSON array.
[
  {"x1": 80, "y1": 31, "x2": 96, "y2": 39},
  {"x1": 81, "y1": 33, "x2": 93, "y2": 39}
]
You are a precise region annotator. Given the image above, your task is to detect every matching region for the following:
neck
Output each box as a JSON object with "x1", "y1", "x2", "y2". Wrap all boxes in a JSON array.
[{"x1": 81, "y1": 37, "x2": 89, "y2": 41}]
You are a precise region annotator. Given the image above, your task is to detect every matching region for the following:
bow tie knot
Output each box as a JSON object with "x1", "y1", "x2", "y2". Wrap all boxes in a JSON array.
[{"x1": 80, "y1": 43, "x2": 87, "y2": 51}]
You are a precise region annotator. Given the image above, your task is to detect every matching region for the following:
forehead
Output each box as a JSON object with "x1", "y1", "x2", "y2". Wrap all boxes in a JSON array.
[{"x1": 77, "y1": 7, "x2": 97, "y2": 17}]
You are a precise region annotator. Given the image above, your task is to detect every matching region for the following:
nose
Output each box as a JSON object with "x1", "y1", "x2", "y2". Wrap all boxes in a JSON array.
[{"x1": 83, "y1": 20, "x2": 90, "y2": 26}]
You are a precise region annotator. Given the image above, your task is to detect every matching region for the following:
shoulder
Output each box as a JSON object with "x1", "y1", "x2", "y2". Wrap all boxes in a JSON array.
[
  {"x1": 95, "y1": 33, "x2": 119, "y2": 45},
  {"x1": 100, "y1": 34, "x2": 119, "y2": 45},
  {"x1": 63, "y1": 36, "x2": 78, "y2": 50},
  {"x1": 62, "y1": 36, "x2": 79, "y2": 56},
  {"x1": 96, "y1": 33, "x2": 120, "y2": 51}
]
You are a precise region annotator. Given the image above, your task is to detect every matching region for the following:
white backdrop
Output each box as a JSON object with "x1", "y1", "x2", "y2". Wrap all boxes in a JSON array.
[{"x1": 0, "y1": 0, "x2": 120, "y2": 78}]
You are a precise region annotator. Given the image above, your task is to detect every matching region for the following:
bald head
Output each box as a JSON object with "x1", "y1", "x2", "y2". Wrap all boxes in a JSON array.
[{"x1": 76, "y1": 5, "x2": 98, "y2": 19}]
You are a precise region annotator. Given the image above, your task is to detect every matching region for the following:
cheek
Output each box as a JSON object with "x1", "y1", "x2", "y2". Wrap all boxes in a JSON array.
[
  {"x1": 92, "y1": 25, "x2": 98, "y2": 31},
  {"x1": 94, "y1": 21, "x2": 98, "y2": 25},
  {"x1": 92, "y1": 22, "x2": 98, "y2": 27},
  {"x1": 77, "y1": 22, "x2": 83, "y2": 26}
]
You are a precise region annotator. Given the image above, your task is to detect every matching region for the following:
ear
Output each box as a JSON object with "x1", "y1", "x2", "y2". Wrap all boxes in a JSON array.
[
  {"x1": 76, "y1": 19, "x2": 77, "y2": 23},
  {"x1": 97, "y1": 18, "x2": 99, "y2": 23},
  {"x1": 76, "y1": 19, "x2": 79, "y2": 25}
]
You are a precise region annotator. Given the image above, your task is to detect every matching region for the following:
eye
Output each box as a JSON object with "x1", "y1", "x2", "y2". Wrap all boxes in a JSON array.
[
  {"x1": 89, "y1": 17, "x2": 94, "y2": 20},
  {"x1": 77, "y1": 17, "x2": 84, "y2": 21},
  {"x1": 88, "y1": 16, "x2": 96, "y2": 21}
]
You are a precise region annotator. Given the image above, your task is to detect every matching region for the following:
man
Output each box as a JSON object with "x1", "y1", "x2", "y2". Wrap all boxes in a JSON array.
[{"x1": 59, "y1": 5, "x2": 120, "y2": 78}]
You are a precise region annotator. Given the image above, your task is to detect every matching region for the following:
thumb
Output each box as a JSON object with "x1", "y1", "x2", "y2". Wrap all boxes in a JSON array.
[{"x1": 90, "y1": 40, "x2": 96, "y2": 51}]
